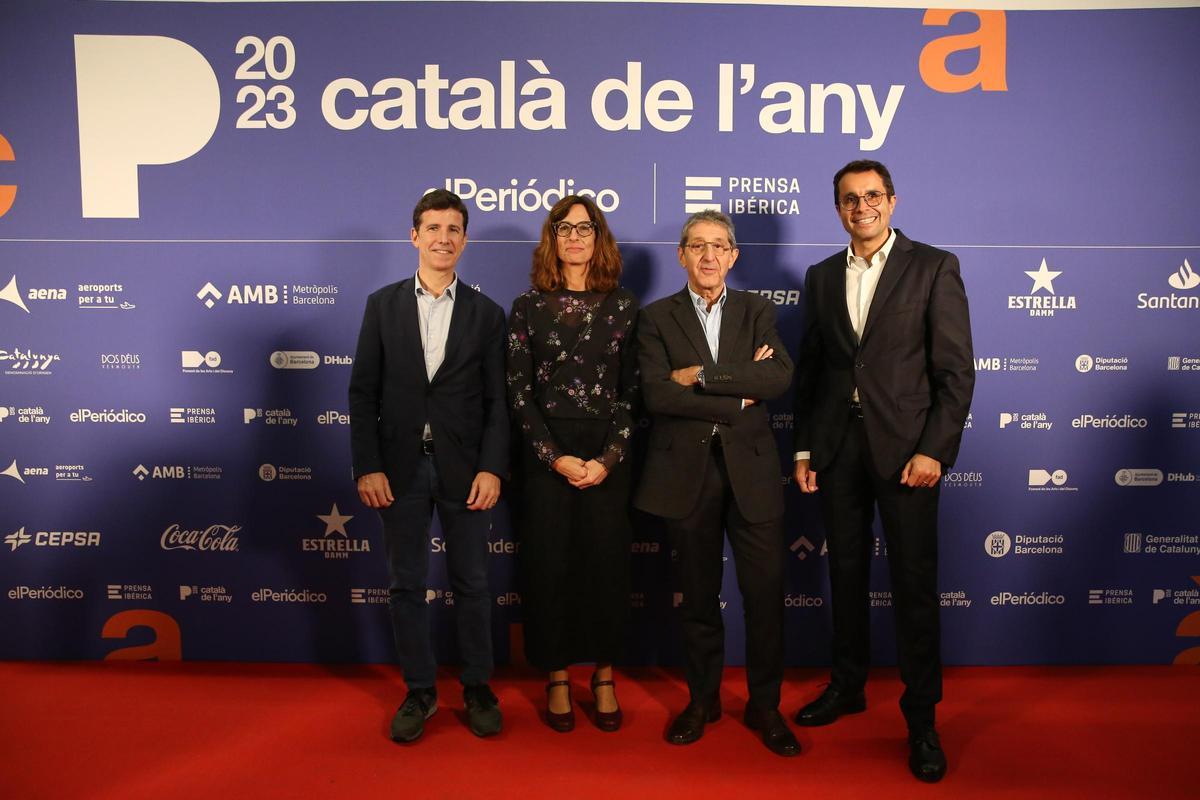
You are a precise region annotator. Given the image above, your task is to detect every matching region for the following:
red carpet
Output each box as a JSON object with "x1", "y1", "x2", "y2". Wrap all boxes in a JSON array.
[{"x1": 1, "y1": 662, "x2": 1196, "y2": 799}]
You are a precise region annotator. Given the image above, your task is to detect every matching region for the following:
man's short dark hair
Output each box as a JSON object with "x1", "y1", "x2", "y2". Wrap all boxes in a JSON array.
[
  {"x1": 833, "y1": 160, "x2": 895, "y2": 205},
  {"x1": 412, "y1": 189, "x2": 469, "y2": 233}
]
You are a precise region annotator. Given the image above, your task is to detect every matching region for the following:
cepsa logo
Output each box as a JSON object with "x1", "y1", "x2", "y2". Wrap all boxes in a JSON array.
[{"x1": 68, "y1": 14, "x2": 1005, "y2": 219}]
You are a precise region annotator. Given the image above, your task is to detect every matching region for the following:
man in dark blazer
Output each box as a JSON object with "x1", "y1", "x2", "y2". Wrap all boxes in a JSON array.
[
  {"x1": 349, "y1": 189, "x2": 508, "y2": 743},
  {"x1": 636, "y1": 210, "x2": 799, "y2": 757},
  {"x1": 792, "y1": 160, "x2": 974, "y2": 782}
]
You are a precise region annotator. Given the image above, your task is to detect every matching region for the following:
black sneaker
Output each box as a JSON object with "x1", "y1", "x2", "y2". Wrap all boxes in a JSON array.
[
  {"x1": 463, "y1": 683, "x2": 502, "y2": 737},
  {"x1": 390, "y1": 688, "x2": 437, "y2": 743}
]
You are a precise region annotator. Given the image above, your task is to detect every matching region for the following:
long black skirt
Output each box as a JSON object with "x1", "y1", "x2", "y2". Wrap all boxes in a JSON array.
[{"x1": 514, "y1": 417, "x2": 633, "y2": 671}]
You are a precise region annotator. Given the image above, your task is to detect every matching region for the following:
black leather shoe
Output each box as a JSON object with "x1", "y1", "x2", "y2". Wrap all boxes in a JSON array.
[
  {"x1": 463, "y1": 683, "x2": 502, "y2": 737},
  {"x1": 793, "y1": 686, "x2": 866, "y2": 727},
  {"x1": 390, "y1": 688, "x2": 437, "y2": 743},
  {"x1": 590, "y1": 673, "x2": 623, "y2": 732},
  {"x1": 744, "y1": 706, "x2": 801, "y2": 757},
  {"x1": 908, "y1": 728, "x2": 947, "y2": 783},
  {"x1": 545, "y1": 679, "x2": 575, "y2": 733},
  {"x1": 665, "y1": 703, "x2": 721, "y2": 745}
]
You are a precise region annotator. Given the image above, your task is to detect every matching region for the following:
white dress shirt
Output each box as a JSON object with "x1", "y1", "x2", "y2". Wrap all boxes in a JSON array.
[
  {"x1": 794, "y1": 228, "x2": 896, "y2": 462},
  {"x1": 415, "y1": 270, "x2": 457, "y2": 439}
]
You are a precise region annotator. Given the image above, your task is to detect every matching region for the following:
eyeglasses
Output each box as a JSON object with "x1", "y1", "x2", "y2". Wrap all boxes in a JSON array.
[
  {"x1": 837, "y1": 191, "x2": 889, "y2": 211},
  {"x1": 552, "y1": 221, "x2": 596, "y2": 238},
  {"x1": 684, "y1": 241, "x2": 733, "y2": 257}
]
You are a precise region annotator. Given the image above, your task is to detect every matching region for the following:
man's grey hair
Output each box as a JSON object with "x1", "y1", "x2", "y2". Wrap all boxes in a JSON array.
[{"x1": 678, "y1": 209, "x2": 737, "y2": 250}]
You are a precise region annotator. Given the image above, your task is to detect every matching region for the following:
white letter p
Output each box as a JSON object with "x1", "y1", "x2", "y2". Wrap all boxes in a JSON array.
[{"x1": 75, "y1": 35, "x2": 219, "y2": 218}]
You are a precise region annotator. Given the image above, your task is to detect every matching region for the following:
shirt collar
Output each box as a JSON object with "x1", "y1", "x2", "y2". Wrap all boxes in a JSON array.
[
  {"x1": 414, "y1": 270, "x2": 457, "y2": 299},
  {"x1": 687, "y1": 284, "x2": 727, "y2": 313},
  {"x1": 845, "y1": 227, "x2": 897, "y2": 269}
]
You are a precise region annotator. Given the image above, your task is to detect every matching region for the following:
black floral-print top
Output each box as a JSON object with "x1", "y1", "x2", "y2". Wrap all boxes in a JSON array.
[{"x1": 506, "y1": 287, "x2": 640, "y2": 471}]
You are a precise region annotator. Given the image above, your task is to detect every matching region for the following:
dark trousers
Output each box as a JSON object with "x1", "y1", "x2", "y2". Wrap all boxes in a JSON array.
[
  {"x1": 378, "y1": 453, "x2": 493, "y2": 690},
  {"x1": 818, "y1": 413, "x2": 942, "y2": 730},
  {"x1": 665, "y1": 441, "x2": 784, "y2": 711},
  {"x1": 516, "y1": 418, "x2": 632, "y2": 671}
]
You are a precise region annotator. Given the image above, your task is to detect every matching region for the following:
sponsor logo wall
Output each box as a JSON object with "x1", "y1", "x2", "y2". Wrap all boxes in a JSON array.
[{"x1": 1, "y1": 1, "x2": 1198, "y2": 666}]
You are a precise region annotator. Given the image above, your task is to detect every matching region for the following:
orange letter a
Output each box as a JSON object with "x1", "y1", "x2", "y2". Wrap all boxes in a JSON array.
[
  {"x1": 1174, "y1": 576, "x2": 1200, "y2": 665},
  {"x1": 102, "y1": 610, "x2": 182, "y2": 661},
  {"x1": 0, "y1": 133, "x2": 15, "y2": 218},
  {"x1": 920, "y1": 10, "x2": 1008, "y2": 93}
]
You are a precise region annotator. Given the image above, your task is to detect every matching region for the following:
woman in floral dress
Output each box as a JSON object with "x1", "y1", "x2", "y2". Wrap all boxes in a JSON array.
[{"x1": 507, "y1": 194, "x2": 639, "y2": 732}]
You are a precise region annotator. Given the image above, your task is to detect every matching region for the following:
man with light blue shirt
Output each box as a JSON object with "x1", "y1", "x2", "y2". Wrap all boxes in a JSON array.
[
  {"x1": 635, "y1": 209, "x2": 798, "y2": 756},
  {"x1": 349, "y1": 189, "x2": 509, "y2": 743}
]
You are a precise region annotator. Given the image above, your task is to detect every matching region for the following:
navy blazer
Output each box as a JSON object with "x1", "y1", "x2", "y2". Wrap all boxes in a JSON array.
[
  {"x1": 349, "y1": 277, "x2": 509, "y2": 500},
  {"x1": 793, "y1": 229, "x2": 975, "y2": 477}
]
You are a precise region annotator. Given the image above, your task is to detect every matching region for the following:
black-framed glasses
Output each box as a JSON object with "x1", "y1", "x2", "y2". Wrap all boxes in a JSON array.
[
  {"x1": 684, "y1": 241, "x2": 733, "y2": 257},
  {"x1": 837, "y1": 191, "x2": 889, "y2": 211},
  {"x1": 552, "y1": 221, "x2": 596, "y2": 238}
]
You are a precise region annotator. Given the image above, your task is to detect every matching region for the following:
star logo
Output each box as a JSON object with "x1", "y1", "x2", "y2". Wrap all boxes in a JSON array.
[
  {"x1": 1025, "y1": 259, "x2": 1062, "y2": 295},
  {"x1": 317, "y1": 503, "x2": 354, "y2": 537}
]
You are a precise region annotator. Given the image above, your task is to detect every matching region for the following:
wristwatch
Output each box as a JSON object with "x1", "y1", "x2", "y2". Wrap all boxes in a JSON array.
[{"x1": 695, "y1": 366, "x2": 706, "y2": 387}]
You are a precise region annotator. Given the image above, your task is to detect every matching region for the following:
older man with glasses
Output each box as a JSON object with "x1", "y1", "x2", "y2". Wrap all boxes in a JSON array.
[{"x1": 635, "y1": 209, "x2": 798, "y2": 757}]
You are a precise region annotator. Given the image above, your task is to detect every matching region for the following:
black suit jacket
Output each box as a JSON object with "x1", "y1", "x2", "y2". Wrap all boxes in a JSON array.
[
  {"x1": 634, "y1": 288, "x2": 793, "y2": 523},
  {"x1": 793, "y1": 229, "x2": 974, "y2": 477},
  {"x1": 349, "y1": 277, "x2": 509, "y2": 500}
]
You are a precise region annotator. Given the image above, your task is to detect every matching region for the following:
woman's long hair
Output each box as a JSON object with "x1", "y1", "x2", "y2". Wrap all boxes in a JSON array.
[{"x1": 531, "y1": 195, "x2": 622, "y2": 292}]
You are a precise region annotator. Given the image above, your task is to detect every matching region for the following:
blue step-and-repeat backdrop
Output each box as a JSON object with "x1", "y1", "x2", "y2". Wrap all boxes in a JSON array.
[{"x1": 2, "y1": 1, "x2": 1198, "y2": 666}]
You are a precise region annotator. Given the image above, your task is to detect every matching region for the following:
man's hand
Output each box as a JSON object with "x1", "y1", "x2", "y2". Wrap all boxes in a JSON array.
[
  {"x1": 357, "y1": 472, "x2": 394, "y2": 509},
  {"x1": 553, "y1": 455, "x2": 589, "y2": 481},
  {"x1": 466, "y1": 471, "x2": 501, "y2": 510},
  {"x1": 900, "y1": 453, "x2": 942, "y2": 489},
  {"x1": 670, "y1": 365, "x2": 702, "y2": 386},
  {"x1": 568, "y1": 459, "x2": 609, "y2": 490},
  {"x1": 741, "y1": 343, "x2": 775, "y2": 406},
  {"x1": 793, "y1": 459, "x2": 818, "y2": 494}
]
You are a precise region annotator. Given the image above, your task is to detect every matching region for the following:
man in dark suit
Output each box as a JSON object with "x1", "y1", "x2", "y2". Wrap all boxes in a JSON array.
[
  {"x1": 636, "y1": 210, "x2": 799, "y2": 757},
  {"x1": 792, "y1": 160, "x2": 974, "y2": 782},
  {"x1": 349, "y1": 189, "x2": 508, "y2": 743}
]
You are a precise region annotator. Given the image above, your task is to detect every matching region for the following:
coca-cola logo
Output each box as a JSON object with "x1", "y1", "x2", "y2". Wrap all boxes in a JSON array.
[{"x1": 160, "y1": 523, "x2": 242, "y2": 552}]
